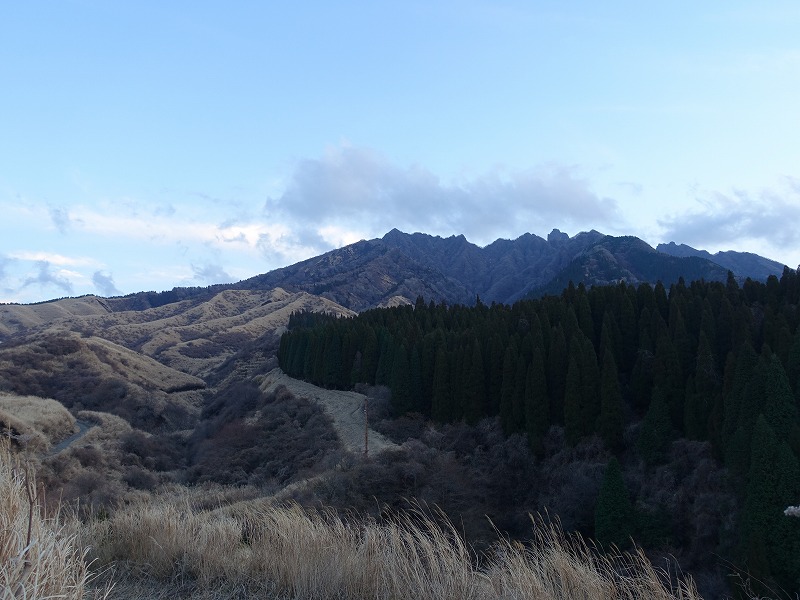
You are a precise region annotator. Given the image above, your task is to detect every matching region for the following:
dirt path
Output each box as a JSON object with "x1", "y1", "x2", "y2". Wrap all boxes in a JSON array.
[
  {"x1": 48, "y1": 419, "x2": 95, "y2": 455},
  {"x1": 261, "y1": 368, "x2": 398, "y2": 456}
]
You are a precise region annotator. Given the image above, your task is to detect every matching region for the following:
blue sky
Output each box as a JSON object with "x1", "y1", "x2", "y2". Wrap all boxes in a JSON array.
[{"x1": 2, "y1": 1, "x2": 800, "y2": 304}]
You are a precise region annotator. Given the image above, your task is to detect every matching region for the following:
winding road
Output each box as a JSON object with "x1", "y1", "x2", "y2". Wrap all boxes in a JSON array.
[{"x1": 48, "y1": 419, "x2": 95, "y2": 456}]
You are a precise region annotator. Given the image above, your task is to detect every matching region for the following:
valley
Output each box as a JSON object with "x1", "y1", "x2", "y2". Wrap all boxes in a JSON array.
[{"x1": 1, "y1": 230, "x2": 798, "y2": 599}]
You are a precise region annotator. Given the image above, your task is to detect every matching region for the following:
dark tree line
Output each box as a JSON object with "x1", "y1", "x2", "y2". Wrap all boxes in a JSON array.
[{"x1": 279, "y1": 268, "x2": 800, "y2": 593}]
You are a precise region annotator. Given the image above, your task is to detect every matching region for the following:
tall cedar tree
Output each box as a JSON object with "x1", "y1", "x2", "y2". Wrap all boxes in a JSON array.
[
  {"x1": 547, "y1": 325, "x2": 567, "y2": 424},
  {"x1": 637, "y1": 387, "x2": 673, "y2": 466},
  {"x1": 524, "y1": 346, "x2": 549, "y2": 452},
  {"x1": 786, "y1": 329, "x2": 800, "y2": 400},
  {"x1": 763, "y1": 353, "x2": 800, "y2": 456},
  {"x1": 499, "y1": 346, "x2": 518, "y2": 434},
  {"x1": 563, "y1": 354, "x2": 583, "y2": 446},
  {"x1": 594, "y1": 457, "x2": 634, "y2": 550},
  {"x1": 684, "y1": 331, "x2": 717, "y2": 441},
  {"x1": 599, "y1": 351, "x2": 624, "y2": 452},
  {"x1": 653, "y1": 324, "x2": 684, "y2": 430},
  {"x1": 390, "y1": 344, "x2": 412, "y2": 415},
  {"x1": 742, "y1": 415, "x2": 800, "y2": 593},
  {"x1": 511, "y1": 357, "x2": 527, "y2": 433},
  {"x1": 463, "y1": 340, "x2": 485, "y2": 425},
  {"x1": 431, "y1": 347, "x2": 451, "y2": 422}
]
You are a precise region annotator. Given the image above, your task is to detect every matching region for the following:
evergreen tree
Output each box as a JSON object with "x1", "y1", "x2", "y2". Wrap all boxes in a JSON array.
[
  {"x1": 390, "y1": 344, "x2": 412, "y2": 415},
  {"x1": 374, "y1": 332, "x2": 395, "y2": 385},
  {"x1": 637, "y1": 387, "x2": 673, "y2": 466},
  {"x1": 360, "y1": 328, "x2": 379, "y2": 383},
  {"x1": 684, "y1": 331, "x2": 717, "y2": 441},
  {"x1": 630, "y1": 343, "x2": 654, "y2": 412},
  {"x1": 525, "y1": 346, "x2": 549, "y2": 452},
  {"x1": 722, "y1": 342, "x2": 758, "y2": 448},
  {"x1": 580, "y1": 334, "x2": 601, "y2": 429},
  {"x1": 742, "y1": 416, "x2": 800, "y2": 592},
  {"x1": 548, "y1": 325, "x2": 567, "y2": 424},
  {"x1": 599, "y1": 351, "x2": 624, "y2": 451},
  {"x1": 500, "y1": 346, "x2": 518, "y2": 434},
  {"x1": 668, "y1": 301, "x2": 693, "y2": 379},
  {"x1": 599, "y1": 311, "x2": 622, "y2": 370},
  {"x1": 787, "y1": 329, "x2": 800, "y2": 400},
  {"x1": 717, "y1": 296, "x2": 735, "y2": 361},
  {"x1": 654, "y1": 281, "x2": 669, "y2": 323},
  {"x1": 512, "y1": 356, "x2": 527, "y2": 433},
  {"x1": 619, "y1": 289, "x2": 638, "y2": 371},
  {"x1": 594, "y1": 457, "x2": 634, "y2": 550},
  {"x1": 409, "y1": 344, "x2": 423, "y2": 412},
  {"x1": 762, "y1": 353, "x2": 800, "y2": 455},
  {"x1": 485, "y1": 334, "x2": 505, "y2": 416},
  {"x1": 576, "y1": 291, "x2": 594, "y2": 345},
  {"x1": 431, "y1": 347, "x2": 451, "y2": 422},
  {"x1": 564, "y1": 355, "x2": 583, "y2": 445},
  {"x1": 726, "y1": 352, "x2": 771, "y2": 475},
  {"x1": 463, "y1": 340, "x2": 486, "y2": 425},
  {"x1": 653, "y1": 326, "x2": 684, "y2": 430}
]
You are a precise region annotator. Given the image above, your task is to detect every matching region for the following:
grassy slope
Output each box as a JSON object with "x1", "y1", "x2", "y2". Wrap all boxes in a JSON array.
[
  {"x1": 3, "y1": 436, "x2": 705, "y2": 599},
  {"x1": 84, "y1": 487, "x2": 702, "y2": 600}
]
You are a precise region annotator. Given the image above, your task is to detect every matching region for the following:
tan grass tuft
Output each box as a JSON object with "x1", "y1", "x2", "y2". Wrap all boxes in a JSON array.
[
  {"x1": 0, "y1": 393, "x2": 76, "y2": 451},
  {"x1": 0, "y1": 440, "x2": 107, "y2": 599},
  {"x1": 87, "y1": 489, "x2": 703, "y2": 600}
]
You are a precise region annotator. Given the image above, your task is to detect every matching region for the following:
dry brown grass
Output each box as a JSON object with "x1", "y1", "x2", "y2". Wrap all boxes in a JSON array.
[
  {"x1": 0, "y1": 440, "x2": 109, "y2": 599},
  {"x1": 85, "y1": 488, "x2": 704, "y2": 600},
  {"x1": 262, "y1": 368, "x2": 397, "y2": 455},
  {"x1": 0, "y1": 393, "x2": 76, "y2": 453},
  {"x1": 0, "y1": 296, "x2": 111, "y2": 336}
]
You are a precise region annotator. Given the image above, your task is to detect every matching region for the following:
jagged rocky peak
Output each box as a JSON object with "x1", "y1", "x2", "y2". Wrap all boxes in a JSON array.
[
  {"x1": 382, "y1": 228, "x2": 406, "y2": 241},
  {"x1": 656, "y1": 241, "x2": 699, "y2": 258},
  {"x1": 547, "y1": 228, "x2": 569, "y2": 245}
]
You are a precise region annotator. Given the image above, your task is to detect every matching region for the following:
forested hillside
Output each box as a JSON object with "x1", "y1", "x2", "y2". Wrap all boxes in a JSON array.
[{"x1": 279, "y1": 268, "x2": 800, "y2": 595}]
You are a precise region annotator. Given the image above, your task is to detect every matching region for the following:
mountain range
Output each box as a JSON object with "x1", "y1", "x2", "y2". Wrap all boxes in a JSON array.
[
  {"x1": 125, "y1": 228, "x2": 788, "y2": 312},
  {"x1": 2, "y1": 229, "x2": 790, "y2": 321}
]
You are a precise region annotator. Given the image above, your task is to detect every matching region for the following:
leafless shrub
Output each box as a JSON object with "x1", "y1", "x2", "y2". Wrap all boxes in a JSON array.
[
  {"x1": 71, "y1": 445, "x2": 104, "y2": 469},
  {"x1": 123, "y1": 466, "x2": 158, "y2": 491}
]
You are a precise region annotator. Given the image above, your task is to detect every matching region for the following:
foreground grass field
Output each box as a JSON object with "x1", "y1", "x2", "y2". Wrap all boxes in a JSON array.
[
  {"x1": 0, "y1": 442, "x2": 109, "y2": 599},
  {"x1": 85, "y1": 489, "x2": 703, "y2": 600},
  {"x1": 3, "y1": 439, "x2": 703, "y2": 599}
]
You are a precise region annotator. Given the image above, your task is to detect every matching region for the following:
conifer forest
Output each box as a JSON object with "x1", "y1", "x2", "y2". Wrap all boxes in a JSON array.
[{"x1": 279, "y1": 269, "x2": 800, "y2": 595}]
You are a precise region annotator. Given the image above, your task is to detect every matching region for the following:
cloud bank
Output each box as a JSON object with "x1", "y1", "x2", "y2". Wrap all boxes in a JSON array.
[
  {"x1": 658, "y1": 181, "x2": 800, "y2": 266},
  {"x1": 265, "y1": 146, "x2": 622, "y2": 248}
]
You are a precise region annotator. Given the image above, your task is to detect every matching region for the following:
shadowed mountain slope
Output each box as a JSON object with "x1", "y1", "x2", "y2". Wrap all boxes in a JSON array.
[
  {"x1": 231, "y1": 229, "x2": 756, "y2": 309},
  {"x1": 1, "y1": 230, "x2": 786, "y2": 326},
  {"x1": 657, "y1": 241, "x2": 789, "y2": 281}
]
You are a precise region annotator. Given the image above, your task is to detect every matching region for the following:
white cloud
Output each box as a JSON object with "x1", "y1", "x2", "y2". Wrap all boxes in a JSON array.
[
  {"x1": 264, "y1": 145, "x2": 622, "y2": 247},
  {"x1": 9, "y1": 251, "x2": 99, "y2": 267},
  {"x1": 657, "y1": 181, "x2": 800, "y2": 265},
  {"x1": 48, "y1": 206, "x2": 72, "y2": 233},
  {"x1": 21, "y1": 262, "x2": 74, "y2": 296},
  {"x1": 191, "y1": 262, "x2": 233, "y2": 285},
  {"x1": 92, "y1": 270, "x2": 120, "y2": 296}
]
